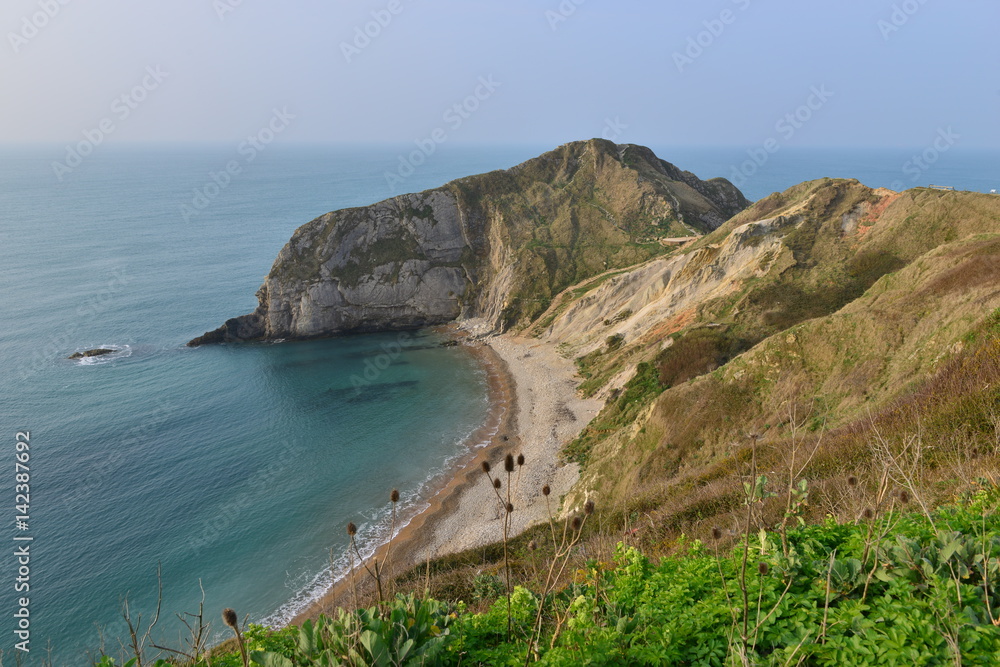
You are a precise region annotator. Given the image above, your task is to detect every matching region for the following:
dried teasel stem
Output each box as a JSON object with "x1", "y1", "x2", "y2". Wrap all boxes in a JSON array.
[
  {"x1": 347, "y1": 520, "x2": 385, "y2": 611},
  {"x1": 222, "y1": 608, "x2": 248, "y2": 667},
  {"x1": 381, "y1": 489, "x2": 400, "y2": 601},
  {"x1": 482, "y1": 455, "x2": 514, "y2": 637},
  {"x1": 526, "y1": 499, "x2": 595, "y2": 666}
]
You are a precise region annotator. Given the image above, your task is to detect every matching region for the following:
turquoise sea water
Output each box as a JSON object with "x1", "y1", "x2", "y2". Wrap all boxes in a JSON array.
[{"x1": 1, "y1": 142, "x2": 997, "y2": 664}]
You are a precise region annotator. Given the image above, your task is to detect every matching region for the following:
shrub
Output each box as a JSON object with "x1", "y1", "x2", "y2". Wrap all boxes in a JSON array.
[{"x1": 605, "y1": 333, "x2": 625, "y2": 351}]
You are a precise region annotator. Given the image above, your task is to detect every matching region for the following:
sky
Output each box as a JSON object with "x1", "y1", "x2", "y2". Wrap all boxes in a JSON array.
[{"x1": 2, "y1": 0, "x2": 998, "y2": 150}]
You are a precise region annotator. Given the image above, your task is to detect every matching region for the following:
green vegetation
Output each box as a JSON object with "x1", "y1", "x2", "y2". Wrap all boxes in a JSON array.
[
  {"x1": 604, "y1": 333, "x2": 625, "y2": 351},
  {"x1": 101, "y1": 488, "x2": 1000, "y2": 665},
  {"x1": 566, "y1": 361, "x2": 663, "y2": 464},
  {"x1": 569, "y1": 326, "x2": 752, "y2": 463},
  {"x1": 439, "y1": 491, "x2": 1000, "y2": 665}
]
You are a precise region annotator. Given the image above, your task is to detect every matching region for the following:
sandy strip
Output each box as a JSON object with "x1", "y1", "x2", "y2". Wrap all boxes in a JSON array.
[
  {"x1": 412, "y1": 332, "x2": 603, "y2": 558},
  {"x1": 292, "y1": 324, "x2": 602, "y2": 620}
]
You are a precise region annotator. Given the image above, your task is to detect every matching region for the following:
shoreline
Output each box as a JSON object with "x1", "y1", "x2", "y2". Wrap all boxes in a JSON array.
[{"x1": 291, "y1": 325, "x2": 601, "y2": 621}]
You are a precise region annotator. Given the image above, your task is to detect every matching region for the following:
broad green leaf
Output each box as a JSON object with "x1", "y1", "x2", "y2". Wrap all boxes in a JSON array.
[{"x1": 249, "y1": 651, "x2": 295, "y2": 667}]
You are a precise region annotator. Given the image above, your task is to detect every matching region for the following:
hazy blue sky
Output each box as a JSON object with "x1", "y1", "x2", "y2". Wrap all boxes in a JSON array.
[{"x1": 3, "y1": 0, "x2": 997, "y2": 149}]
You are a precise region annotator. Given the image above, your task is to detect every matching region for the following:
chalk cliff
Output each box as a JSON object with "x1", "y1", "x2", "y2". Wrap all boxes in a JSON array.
[{"x1": 188, "y1": 139, "x2": 748, "y2": 345}]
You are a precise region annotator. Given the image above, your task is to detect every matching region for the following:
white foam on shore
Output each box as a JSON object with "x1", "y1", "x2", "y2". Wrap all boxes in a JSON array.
[{"x1": 259, "y1": 376, "x2": 504, "y2": 629}]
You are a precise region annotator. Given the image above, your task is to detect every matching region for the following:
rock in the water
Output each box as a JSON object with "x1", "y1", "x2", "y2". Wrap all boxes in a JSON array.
[{"x1": 68, "y1": 348, "x2": 116, "y2": 359}]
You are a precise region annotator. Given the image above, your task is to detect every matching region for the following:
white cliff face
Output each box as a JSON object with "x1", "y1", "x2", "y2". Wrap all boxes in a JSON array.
[
  {"x1": 541, "y1": 216, "x2": 798, "y2": 357},
  {"x1": 188, "y1": 140, "x2": 750, "y2": 346},
  {"x1": 257, "y1": 191, "x2": 472, "y2": 338}
]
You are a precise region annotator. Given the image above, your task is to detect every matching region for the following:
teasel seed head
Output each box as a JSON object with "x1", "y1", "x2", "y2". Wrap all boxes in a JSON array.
[
  {"x1": 847, "y1": 475, "x2": 858, "y2": 487},
  {"x1": 347, "y1": 521, "x2": 357, "y2": 537},
  {"x1": 571, "y1": 516, "x2": 582, "y2": 531},
  {"x1": 712, "y1": 527, "x2": 723, "y2": 540},
  {"x1": 506, "y1": 502, "x2": 514, "y2": 514},
  {"x1": 863, "y1": 508, "x2": 874, "y2": 521},
  {"x1": 481, "y1": 461, "x2": 491, "y2": 474},
  {"x1": 542, "y1": 485, "x2": 551, "y2": 497},
  {"x1": 517, "y1": 454, "x2": 525, "y2": 467},
  {"x1": 584, "y1": 500, "x2": 595, "y2": 516},
  {"x1": 390, "y1": 489, "x2": 400, "y2": 503},
  {"x1": 505, "y1": 454, "x2": 515, "y2": 473},
  {"x1": 494, "y1": 478, "x2": 502, "y2": 490},
  {"x1": 222, "y1": 608, "x2": 238, "y2": 630},
  {"x1": 758, "y1": 562, "x2": 769, "y2": 576}
]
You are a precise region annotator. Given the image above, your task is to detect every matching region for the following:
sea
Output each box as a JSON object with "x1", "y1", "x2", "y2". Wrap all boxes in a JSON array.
[{"x1": 1, "y1": 141, "x2": 997, "y2": 664}]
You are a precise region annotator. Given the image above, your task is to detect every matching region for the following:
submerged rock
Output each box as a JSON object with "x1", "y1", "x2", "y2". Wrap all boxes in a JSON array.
[{"x1": 68, "y1": 348, "x2": 116, "y2": 359}]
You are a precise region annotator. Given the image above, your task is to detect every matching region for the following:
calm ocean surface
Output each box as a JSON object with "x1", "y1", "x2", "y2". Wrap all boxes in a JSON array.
[{"x1": 1, "y1": 141, "x2": 996, "y2": 663}]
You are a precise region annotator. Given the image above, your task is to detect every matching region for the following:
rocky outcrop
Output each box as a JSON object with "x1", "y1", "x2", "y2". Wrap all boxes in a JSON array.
[
  {"x1": 68, "y1": 348, "x2": 116, "y2": 359},
  {"x1": 188, "y1": 139, "x2": 749, "y2": 346}
]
